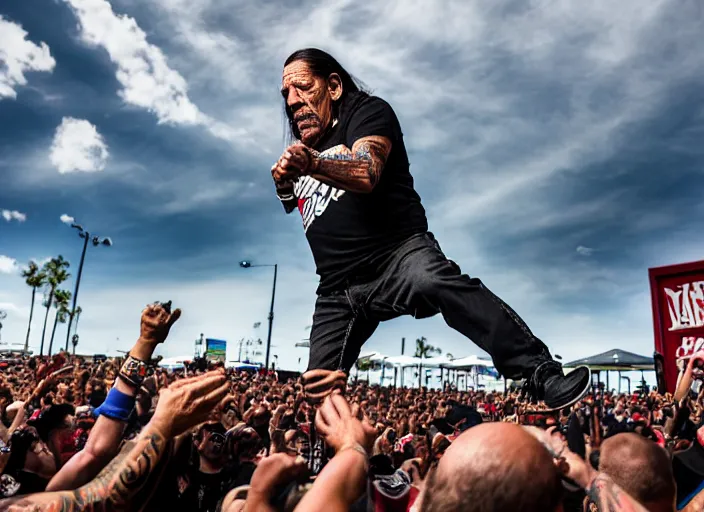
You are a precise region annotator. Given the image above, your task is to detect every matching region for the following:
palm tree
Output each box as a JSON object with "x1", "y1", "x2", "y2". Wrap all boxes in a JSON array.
[
  {"x1": 414, "y1": 336, "x2": 441, "y2": 388},
  {"x1": 22, "y1": 261, "x2": 46, "y2": 355},
  {"x1": 355, "y1": 358, "x2": 373, "y2": 382},
  {"x1": 72, "y1": 306, "x2": 82, "y2": 337},
  {"x1": 39, "y1": 256, "x2": 70, "y2": 357},
  {"x1": 70, "y1": 306, "x2": 83, "y2": 355},
  {"x1": 48, "y1": 289, "x2": 71, "y2": 356}
]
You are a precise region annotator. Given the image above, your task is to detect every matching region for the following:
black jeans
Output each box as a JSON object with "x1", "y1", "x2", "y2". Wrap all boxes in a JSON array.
[{"x1": 307, "y1": 232, "x2": 553, "y2": 380}]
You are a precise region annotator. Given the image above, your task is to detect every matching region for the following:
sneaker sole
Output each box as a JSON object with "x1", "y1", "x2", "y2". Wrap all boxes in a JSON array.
[{"x1": 526, "y1": 367, "x2": 592, "y2": 414}]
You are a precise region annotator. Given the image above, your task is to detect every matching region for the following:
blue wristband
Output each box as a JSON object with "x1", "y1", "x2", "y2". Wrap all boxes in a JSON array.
[{"x1": 95, "y1": 388, "x2": 136, "y2": 422}]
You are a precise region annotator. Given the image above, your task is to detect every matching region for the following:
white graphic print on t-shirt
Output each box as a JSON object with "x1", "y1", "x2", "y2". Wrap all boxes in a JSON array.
[
  {"x1": 294, "y1": 176, "x2": 345, "y2": 232},
  {"x1": 293, "y1": 145, "x2": 349, "y2": 232}
]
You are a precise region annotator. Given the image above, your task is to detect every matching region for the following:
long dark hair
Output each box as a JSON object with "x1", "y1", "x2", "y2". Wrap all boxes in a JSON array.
[
  {"x1": 5, "y1": 428, "x2": 40, "y2": 477},
  {"x1": 283, "y1": 48, "x2": 368, "y2": 142}
]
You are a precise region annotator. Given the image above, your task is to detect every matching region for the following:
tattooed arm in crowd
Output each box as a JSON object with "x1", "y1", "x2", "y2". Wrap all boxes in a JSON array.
[
  {"x1": 585, "y1": 474, "x2": 650, "y2": 512},
  {"x1": 0, "y1": 371, "x2": 228, "y2": 512},
  {"x1": 272, "y1": 136, "x2": 392, "y2": 195},
  {"x1": 525, "y1": 427, "x2": 649, "y2": 512},
  {"x1": 46, "y1": 303, "x2": 181, "y2": 492}
]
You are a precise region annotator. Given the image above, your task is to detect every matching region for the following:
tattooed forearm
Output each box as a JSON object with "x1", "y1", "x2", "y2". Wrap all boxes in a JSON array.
[
  {"x1": 0, "y1": 430, "x2": 170, "y2": 512},
  {"x1": 310, "y1": 136, "x2": 391, "y2": 193},
  {"x1": 586, "y1": 474, "x2": 649, "y2": 512},
  {"x1": 107, "y1": 432, "x2": 165, "y2": 507}
]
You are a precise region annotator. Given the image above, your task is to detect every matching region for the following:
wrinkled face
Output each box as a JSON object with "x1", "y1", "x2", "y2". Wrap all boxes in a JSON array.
[{"x1": 281, "y1": 60, "x2": 341, "y2": 147}]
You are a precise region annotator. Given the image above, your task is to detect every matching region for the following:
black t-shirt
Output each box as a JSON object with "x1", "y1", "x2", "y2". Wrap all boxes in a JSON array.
[
  {"x1": 147, "y1": 439, "x2": 234, "y2": 512},
  {"x1": 174, "y1": 468, "x2": 234, "y2": 512},
  {"x1": 284, "y1": 92, "x2": 428, "y2": 294},
  {"x1": 231, "y1": 460, "x2": 257, "y2": 488}
]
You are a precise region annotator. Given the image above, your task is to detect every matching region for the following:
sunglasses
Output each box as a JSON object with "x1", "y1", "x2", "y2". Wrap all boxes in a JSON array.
[{"x1": 208, "y1": 432, "x2": 226, "y2": 446}]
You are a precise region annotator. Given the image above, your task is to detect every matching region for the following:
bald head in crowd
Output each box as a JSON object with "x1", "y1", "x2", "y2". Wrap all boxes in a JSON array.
[
  {"x1": 420, "y1": 423, "x2": 563, "y2": 512},
  {"x1": 599, "y1": 433, "x2": 676, "y2": 512}
]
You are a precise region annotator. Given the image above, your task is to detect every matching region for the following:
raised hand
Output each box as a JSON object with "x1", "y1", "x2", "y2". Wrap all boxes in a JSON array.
[
  {"x1": 138, "y1": 301, "x2": 182, "y2": 346},
  {"x1": 150, "y1": 370, "x2": 228, "y2": 439},
  {"x1": 248, "y1": 453, "x2": 307, "y2": 505},
  {"x1": 689, "y1": 351, "x2": 704, "y2": 380},
  {"x1": 301, "y1": 369, "x2": 347, "y2": 402},
  {"x1": 315, "y1": 392, "x2": 376, "y2": 453}
]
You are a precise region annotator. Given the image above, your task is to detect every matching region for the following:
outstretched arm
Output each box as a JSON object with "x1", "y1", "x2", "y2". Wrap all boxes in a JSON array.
[
  {"x1": 525, "y1": 426, "x2": 649, "y2": 512},
  {"x1": 1, "y1": 371, "x2": 228, "y2": 512},
  {"x1": 674, "y1": 353, "x2": 704, "y2": 402},
  {"x1": 3, "y1": 425, "x2": 169, "y2": 512},
  {"x1": 47, "y1": 302, "x2": 182, "y2": 491}
]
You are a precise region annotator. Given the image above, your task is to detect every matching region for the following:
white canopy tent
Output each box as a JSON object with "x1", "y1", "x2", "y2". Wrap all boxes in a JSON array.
[
  {"x1": 158, "y1": 355, "x2": 193, "y2": 370},
  {"x1": 446, "y1": 355, "x2": 493, "y2": 369},
  {"x1": 384, "y1": 355, "x2": 422, "y2": 367},
  {"x1": 352, "y1": 351, "x2": 502, "y2": 390}
]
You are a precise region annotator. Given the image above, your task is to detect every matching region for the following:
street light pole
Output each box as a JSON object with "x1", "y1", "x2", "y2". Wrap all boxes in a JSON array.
[
  {"x1": 66, "y1": 232, "x2": 89, "y2": 352},
  {"x1": 240, "y1": 261, "x2": 278, "y2": 372},
  {"x1": 64, "y1": 223, "x2": 112, "y2": 352},
  {"x1": 266, "y1": 264, "x2": 277, "y2": 372}
]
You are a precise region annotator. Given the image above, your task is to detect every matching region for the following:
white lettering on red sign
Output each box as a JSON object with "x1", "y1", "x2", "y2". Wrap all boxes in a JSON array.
[
  {"x1": 665, "y1": 280, "x2": 704, "y2": 331},
  {"x1": 676, "y1": 336, "x2": 704, "y2": 360}
]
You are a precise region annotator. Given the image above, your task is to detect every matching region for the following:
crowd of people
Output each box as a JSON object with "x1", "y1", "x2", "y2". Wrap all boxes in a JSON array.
[{"x1": 0, "y1": 302, "x2": 703, "y2": 511}]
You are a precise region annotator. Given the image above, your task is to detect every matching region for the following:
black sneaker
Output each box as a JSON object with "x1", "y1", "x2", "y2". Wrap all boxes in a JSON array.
[{"x1": 522, "y1": 361, "x2": 591, "y2": 411}]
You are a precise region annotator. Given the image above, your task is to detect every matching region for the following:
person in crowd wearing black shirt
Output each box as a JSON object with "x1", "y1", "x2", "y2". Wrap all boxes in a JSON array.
[
  {"x1": 173, "y1": 422, "x2": 232, "y2": 512},
  {"x1": 271, "y1": 48, "x2": 590, "y2": 411}
]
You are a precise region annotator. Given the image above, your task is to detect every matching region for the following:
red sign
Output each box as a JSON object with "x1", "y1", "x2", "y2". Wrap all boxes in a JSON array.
[{"x1": 649, "y1": 260, "x2": 704, "y2": 393}]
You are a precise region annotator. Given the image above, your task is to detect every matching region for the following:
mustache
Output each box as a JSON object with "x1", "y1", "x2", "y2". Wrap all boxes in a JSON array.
[{"x1": 294, "y1": 112, "x2": 318, "y2": 123}]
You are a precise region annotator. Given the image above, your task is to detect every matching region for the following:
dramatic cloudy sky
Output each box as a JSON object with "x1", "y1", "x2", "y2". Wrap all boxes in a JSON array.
[{"x1": 1, "y1": 0, "x2": 703, "y2": 379}]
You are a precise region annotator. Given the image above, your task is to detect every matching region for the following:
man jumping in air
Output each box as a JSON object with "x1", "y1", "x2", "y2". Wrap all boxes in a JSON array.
[{"x1": 271, "y1": 48, "x2": 590, "y2": 410}]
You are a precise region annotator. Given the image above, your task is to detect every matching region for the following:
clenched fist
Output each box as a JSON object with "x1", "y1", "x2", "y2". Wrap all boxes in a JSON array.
[{"x1": 271, "y1": 143, "x2": 318, "y2": 185}]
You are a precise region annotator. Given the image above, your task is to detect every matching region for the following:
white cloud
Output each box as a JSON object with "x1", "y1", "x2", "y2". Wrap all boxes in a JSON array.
[
  {"x1": 576, "y1": 246, "x2": 595, "y2": 257},
  {"x1": 0, "y1": 255, "x2": 18, "y2": 274},
  {"x1": 61, "y1": 0, "x2": 249, "y2": 144},
  {"x1": 143, "y1": 0, "x2": 703, "y2": 229},
  {"x1": 0, "y1": 302, "x2": 20, "y2": 313},
  {"x1": 1, "y1": 209, "x2": 27, "y2": 222},
  {"x1": 0, "y1": 17, "x2": 56, "y2": 99},
  {"x1": 50, "y1": 117, "x2": 109, "y2": 173},
  {"x1": 60, "y1": 214, "x2": 75, "y2": 225}
]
